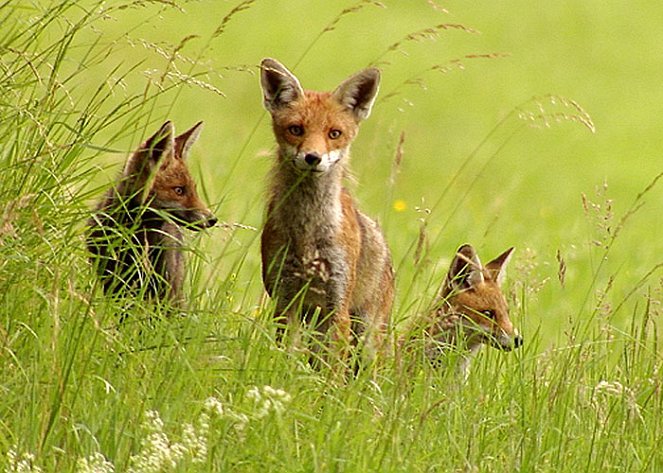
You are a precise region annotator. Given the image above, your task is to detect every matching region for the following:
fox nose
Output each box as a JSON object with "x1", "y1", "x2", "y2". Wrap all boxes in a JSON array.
[
  {"x1": 304, "y1": 153, "x2": 321, "y2": 166},
  {"x1": 513, "y1": 334, "x2": 524, "y2": 349},
  {"x1": 206, "y1": 215, "x2": 218, "y2": 228}
]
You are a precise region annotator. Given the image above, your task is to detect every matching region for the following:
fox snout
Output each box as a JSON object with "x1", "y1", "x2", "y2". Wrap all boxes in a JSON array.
[
  {"x1": 291, "y1": 149, "x2": 341, "y2": 174},
  {"x1": 179, "y1": 208, "x2": 217, "y2": 231},
  {"x1": 304, "y1": 152, "x2": 321, "y2": 167},
  {"x1": 488, "y1": 318, "x2": 523, "y2": 351},
  {"x1": 492, "y1": 330, "x2": 523, "y2": 351}
]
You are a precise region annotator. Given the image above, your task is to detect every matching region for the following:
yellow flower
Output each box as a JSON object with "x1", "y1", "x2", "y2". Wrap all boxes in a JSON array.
[{"x1": 393, "y1": 199, "x2": 407, "y2": 212}]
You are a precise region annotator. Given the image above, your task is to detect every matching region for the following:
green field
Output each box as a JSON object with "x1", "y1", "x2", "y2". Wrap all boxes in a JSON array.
[{"x1": 2, "y1": 1, "x2": 662, "y2": 471}]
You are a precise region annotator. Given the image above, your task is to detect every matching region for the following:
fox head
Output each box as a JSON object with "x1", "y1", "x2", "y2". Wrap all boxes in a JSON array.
[
  {"x1": 436, "y1": 244, "x2": 523, "y2": 351},
  {"x1": 260, "y1": 57, "x2": 380, "y2": 175},
  {"x1": 122, "y1": 121, "x2": 217, "y2": 230}
]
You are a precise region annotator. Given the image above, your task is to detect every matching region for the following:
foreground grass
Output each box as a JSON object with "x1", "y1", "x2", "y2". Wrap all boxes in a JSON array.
[
  {"x1": 4, "y1": 288, "x2": 662, "y2": 471},
  {"x1": 2, "y1": 1, "x2": 662, "y2": 472}
]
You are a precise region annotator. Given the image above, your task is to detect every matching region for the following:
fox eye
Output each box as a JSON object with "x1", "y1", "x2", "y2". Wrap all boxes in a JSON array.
[
  {"x1": 288, "y1": 125, "x2": 304, "y2": 136},
  {"x1": 328, "y1": 129, "x2": 342, "y2": 139},
  {"x1": 173, "y1": 186, "x2": 186, "y2": 196},
  {"x1": 482, "y1": 310, "x2": 495, "y2": 319}
]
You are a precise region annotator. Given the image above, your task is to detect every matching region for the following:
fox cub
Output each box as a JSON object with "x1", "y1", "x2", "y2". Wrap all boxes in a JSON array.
[
  {"x1": 87, "y1": 121, "x2": 217, "y2": 305},
  {"x1": 259, "y1": 58, "x2": 394, "y2": 360},
  {"x1": 403, "y1": 244, "x2": 522, "y2": 375}
]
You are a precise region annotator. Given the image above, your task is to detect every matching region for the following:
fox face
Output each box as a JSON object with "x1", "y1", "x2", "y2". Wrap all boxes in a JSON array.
[
  {"x1": 260, "y1": 58, "x2": 380, "y2": 174},
  {"x1": 124, "y1": 121, "x2": 217, "y2": 230},
  {"x1": 436, "y1": 244, "x2": 523, "y2": 352}
]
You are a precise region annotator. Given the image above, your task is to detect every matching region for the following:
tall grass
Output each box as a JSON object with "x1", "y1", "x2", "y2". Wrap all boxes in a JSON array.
[{"x1": 2, "y1": 1, "x2": 662, "y2": 472}]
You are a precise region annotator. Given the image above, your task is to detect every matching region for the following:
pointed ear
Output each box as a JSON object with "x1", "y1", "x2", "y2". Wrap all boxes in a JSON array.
[
  {"x1": 174, "y1": 121, "x2": 203, "y2": 160},
  {"x1": 444, "y1": 244, "x2": 484, "y2": 293},
  {"x1": 332, "y1": 67, "x2": 380, "y2": 121},
  {"x1": 124, "y1": 121, "x2": 175, "y2": 176},
  {"x1": 484, "y1": 247, "x2": 515, "y2": 287},
  {"x1": 260, "y1": 58, "x2": 304, "y2": 112}
]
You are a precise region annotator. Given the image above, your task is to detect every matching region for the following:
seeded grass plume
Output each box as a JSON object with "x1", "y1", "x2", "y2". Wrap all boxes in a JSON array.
[{"x1": 1, "y1": 1, "x2": 662, "y2": 472}]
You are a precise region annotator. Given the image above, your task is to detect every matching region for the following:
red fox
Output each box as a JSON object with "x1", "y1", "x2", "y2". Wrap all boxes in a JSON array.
[
  {"x1": 259, "y1": 58, "x2": 394, "y2": 362},
  {"x1": 87, "y1": 121, "x2": 217, "y2": 305},
  {"x1": 403, "y1": 244, "x2": 522, "y2": 375}
]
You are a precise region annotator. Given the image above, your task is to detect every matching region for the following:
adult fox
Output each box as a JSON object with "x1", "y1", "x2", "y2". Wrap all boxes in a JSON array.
[
  {"x1": 87, "y1": 121, "x2": 217, "y2": 305},
  {"x1": 259, "y1": 58, "x2": 394, "y2": 363}
]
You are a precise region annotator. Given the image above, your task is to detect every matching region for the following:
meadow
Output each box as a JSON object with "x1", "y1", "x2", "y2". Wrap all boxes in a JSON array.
[{"x1": 1, "y1": 1, "x2": 662, "y2": 471}]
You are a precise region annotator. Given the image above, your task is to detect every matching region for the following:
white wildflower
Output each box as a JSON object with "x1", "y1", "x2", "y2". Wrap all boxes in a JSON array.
[
  {"x1": 204, "y1": 396, "x2": 224, "y2": 417},
  {"x1": 75, "y1": 453, "x2": 115, "y2": 473},
  {"x1": 5, "y1": 447, "x2": 42, "y2": 473},
  {"x1": 246, "y1": 385, "x2": 292, "y2": 419},
  {"x1": 228, "y1": 412, "x2": 250, "y2": 436},
  {"x1": 181, "y1": 422, "x2": 207, "y2": 464},
  {"x1": 127, "y1": 410, "x2": 186, "y2": 473}
]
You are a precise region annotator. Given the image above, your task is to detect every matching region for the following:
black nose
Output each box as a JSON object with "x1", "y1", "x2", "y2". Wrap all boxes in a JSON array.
[
  {"x1": 207, "y1": 216, "x2": 218, "y2": 228},
  {"x1": 514, "y1": 334, "x2": 523, "y2": 349},
  {"x1": 304, "y1": 153, "x2": 321, "y2": 166}
]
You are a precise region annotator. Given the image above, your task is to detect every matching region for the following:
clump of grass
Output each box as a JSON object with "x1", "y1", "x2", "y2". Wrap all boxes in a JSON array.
[{"x1": 0, "y1": 0, "x2": 252, "y2": 466}]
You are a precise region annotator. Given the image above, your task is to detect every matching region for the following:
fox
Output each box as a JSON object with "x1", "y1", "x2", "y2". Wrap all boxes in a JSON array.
[
  {"x1": 402, "y1": 244, "x2": 523, "y2": 376},
  {"x1": 259, "y1": 57, "x2": 394, "y2": 363},
  {"x1": 87, "y1": 121, "x2": 217, "y2": 305}
]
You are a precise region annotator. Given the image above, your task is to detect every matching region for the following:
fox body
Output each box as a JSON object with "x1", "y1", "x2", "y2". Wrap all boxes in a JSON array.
[
  {"x1": 87, "y1": 121, "x2": 217, "y2": 304},
  {"x1": 259, "y1": 58, "x2": 394, "y2": 358},
  {"x1": 404, "y1": 244, "x2": 522, "y2": 375}
]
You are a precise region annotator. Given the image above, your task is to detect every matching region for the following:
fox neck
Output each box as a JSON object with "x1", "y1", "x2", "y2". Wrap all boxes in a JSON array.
[
  {"x1": 104, "y1": 188, "x2": 170, "y2": 232},
  {"x1": 268, "y1": 149, "x2": 347, "y2": 236}
]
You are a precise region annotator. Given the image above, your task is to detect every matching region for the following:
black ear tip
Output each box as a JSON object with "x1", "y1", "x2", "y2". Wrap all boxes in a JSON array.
[
  {"x1": 261, "y1": 58, "x2": 283, "y2": 72},
  {"x1": 158, "y1": 120, "x2": 174, "y2": 134},
  {"x1": 456, "y1": 244, "x2": 476, "y2": 256},
  {"x1": 366, "y1": 67, "x2": 381, "y2": 80}
]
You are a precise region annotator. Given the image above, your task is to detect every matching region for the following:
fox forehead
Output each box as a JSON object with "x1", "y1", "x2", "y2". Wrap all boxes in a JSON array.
[
  {"x1": 454, "y1": 283, "x2": 509, "y2": 317},
  {"x1": 272, "y1": 91, "x2": 358, "y2": 131},
  {"x1": 153, "y1": 159, "x2": 193, "y2": 188}
]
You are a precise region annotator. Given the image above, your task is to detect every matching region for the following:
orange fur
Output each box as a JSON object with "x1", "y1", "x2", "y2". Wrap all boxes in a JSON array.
[
  {"x1": 402, "y1": 244, "x2": 522, "y2": 376},
  {"x1": 259, "y1": 58, "x2": 394, "y2": 364},
  {"x1": 87, "y1": 121, "x2": 216, "y2": 305}
]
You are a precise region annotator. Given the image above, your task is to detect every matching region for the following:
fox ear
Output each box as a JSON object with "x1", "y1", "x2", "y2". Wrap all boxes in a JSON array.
[
  {"x1": 484, "y1": 247, "x2": 515, "y2": 287},
  {"x1": 175, "y1": 121, "x2": 203, "y2": 160},
  {"x1": 332, "y1": 67, "x2": 380, "y2": 121},
  {"x1": 126, "y1": 121, "x2": 174, "y2": 175},
  {"x1": 120, "y1": 121, "x2": 174, "y2": 199},
  {"x1": 445, "y1": 244, "x2": 484, "y2": 293},
  {"x1": 260, "y1": 58, "x2": 304, "y2": 112}
]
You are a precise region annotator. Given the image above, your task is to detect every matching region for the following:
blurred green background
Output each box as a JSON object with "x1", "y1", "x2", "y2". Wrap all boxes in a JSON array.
[{"x1": 23, "y1": 0, "x2": 663, "y2": 343}]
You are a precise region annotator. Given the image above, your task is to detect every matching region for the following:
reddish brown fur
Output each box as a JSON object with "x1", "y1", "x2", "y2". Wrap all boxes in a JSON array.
[
  {"x1": 87, "y1": 121, "x2": 216, "y2": 305},
  {"x1": 402, "y1": 244, "x2": 522, "y2": 376},
  {"x1": 260, "y1": 58, "x2": 394, "y2": 364},
  {"x1": 270, "y1": 91, "x2": 358, "y2": 155}
]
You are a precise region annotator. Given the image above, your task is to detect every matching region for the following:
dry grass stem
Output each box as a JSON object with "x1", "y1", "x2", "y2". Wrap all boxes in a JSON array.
[
  {"x1": 517, "y1": 94, "x2": 596, "y2": 133},
  {"x1": 212, "y1": 0, "x2": 257, "y2": 39}
]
